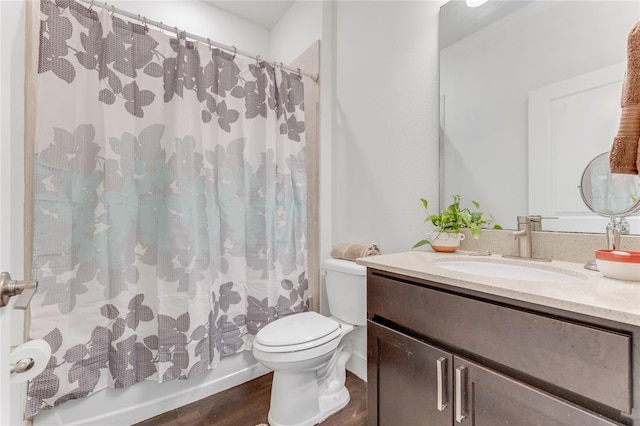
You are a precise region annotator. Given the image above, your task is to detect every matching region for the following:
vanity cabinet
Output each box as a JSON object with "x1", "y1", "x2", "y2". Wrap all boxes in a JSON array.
[{"x1": 367, "y1": 270, "x2": 638, "y2": 426}]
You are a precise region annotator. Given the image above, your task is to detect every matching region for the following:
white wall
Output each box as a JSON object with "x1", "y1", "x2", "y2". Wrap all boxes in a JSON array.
[
  {"x1": 271, "y1": 0, "x2": 446, "y2": 258},
  {"x1": 332, "y1": 0, "x2": 444, "y2": 256},
  {"x1": 270, "y1": 0, "x2": 322, "y2": 66}
]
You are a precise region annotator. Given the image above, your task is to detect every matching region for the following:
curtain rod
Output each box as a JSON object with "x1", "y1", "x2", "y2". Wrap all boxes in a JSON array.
[{"x1": 76, "y1": 0, "x2": 319, "y2": 82}]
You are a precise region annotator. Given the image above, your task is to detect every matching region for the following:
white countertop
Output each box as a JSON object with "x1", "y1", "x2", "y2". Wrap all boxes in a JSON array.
[{"x1": 356, "y1": 250, "x2": 640, "y2": 326}]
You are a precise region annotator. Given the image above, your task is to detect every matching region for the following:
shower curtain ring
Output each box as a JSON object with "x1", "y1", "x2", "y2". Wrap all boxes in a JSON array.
[
  {"x1": 297, "y1": 67, "x2": 301, "y2": 78},
  {"x1": 88, "y1": 0, "x2": 94, "y2": 12},
  {"x1": 231, "y1": 45, "x2": 237, "y2": 60},
  {"x1": 110, "y1": 5, "x2": 115, "y2": 18},
  {"x1": 143, "y1": 16, "x2": 148, "y2": 31},
  {"x1": 256, "y1": 55, "x2": 260, "y2": 66},
  {"x1": 279, "y1": 62, "x2": 284, "y2": 70},
  {"x1": 137, "y1": 14, "x2": 143, "y2": 27},
  {"x1": 207, "y1": 38, "x2": 212, "y2": 51}
]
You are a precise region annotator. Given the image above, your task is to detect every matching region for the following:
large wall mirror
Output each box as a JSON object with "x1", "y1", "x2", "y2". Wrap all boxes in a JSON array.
[{"x1": 439, "y1": 0, "x2": 640, "y2": 234}]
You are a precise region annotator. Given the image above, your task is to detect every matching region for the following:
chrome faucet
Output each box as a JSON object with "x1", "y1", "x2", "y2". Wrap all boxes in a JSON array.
[
  {"x1": 513, "y1": 215, "x2": 538, "y2": 258},
  {"x1": 503, "y1": 216, "x2": 550, "y2": 262}
]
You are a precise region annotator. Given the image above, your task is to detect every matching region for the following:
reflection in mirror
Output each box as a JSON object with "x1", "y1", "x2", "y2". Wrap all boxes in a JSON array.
[
  {"x1": 580, "y1": 152, "x2": 640, "y2": 220},
  {"x1": 439, "y1": 0, "x2": 640, "y2": 234}
]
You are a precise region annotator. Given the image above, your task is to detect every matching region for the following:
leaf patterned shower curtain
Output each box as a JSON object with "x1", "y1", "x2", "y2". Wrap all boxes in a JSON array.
[{"x1": 27, "y1": 0, "x2": 307, "y2": 416}]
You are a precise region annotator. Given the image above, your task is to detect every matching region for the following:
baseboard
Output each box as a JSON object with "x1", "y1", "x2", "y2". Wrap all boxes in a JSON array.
[
  {"x1": 346, "y1": 350, "x2": 367, "y2": 383},
  {"x1": 346, "y1": 326, "x2": 367, "y2": 383},
  {"x1": 34, "y1": 352, "x2": 270, "y2": 426}
]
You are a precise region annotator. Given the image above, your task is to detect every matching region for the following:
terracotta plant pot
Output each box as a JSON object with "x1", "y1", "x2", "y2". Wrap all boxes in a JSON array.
[{"x1": 429, "y1": 232, "x2": 465, "y2": 253}]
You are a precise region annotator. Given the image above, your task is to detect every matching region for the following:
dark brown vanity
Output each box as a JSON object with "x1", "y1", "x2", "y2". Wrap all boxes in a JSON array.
[{"x1": 365, "y1": 268, "x2": 639, "y2": 426}]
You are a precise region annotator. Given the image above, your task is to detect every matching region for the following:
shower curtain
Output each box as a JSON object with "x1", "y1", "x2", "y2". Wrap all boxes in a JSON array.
[{"x1": 26, "y1": 0, "x2": 307, "y2": 416}]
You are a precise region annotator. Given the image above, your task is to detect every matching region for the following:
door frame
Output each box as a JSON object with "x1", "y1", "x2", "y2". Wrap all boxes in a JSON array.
[{"x1": 1, "y1": 1, "x2": 29, "y2": 425}]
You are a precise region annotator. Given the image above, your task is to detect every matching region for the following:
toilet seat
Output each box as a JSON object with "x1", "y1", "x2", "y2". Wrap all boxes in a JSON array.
[{"x1": 254, "y1": 312, "x2": 342, "y2": 353}]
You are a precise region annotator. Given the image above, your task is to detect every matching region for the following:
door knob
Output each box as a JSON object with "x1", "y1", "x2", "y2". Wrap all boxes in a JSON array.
[{"x1": 0, "y1": 272, "x2": 38, "y2": 309}]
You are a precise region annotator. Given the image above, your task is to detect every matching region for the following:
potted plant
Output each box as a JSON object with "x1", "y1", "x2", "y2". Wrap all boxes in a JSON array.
[{"x1": 414, "y1": 194, "x2": 501, "y2": 252}]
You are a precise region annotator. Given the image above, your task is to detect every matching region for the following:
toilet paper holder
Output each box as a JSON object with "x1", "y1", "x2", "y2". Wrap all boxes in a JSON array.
[
  {"x1": 0, "y1": 272, "x2": 38, "y2": 309},
  {"x1": 10, "y1": 358, "x2": 35, "y2": 375},
  {"x1": 8, "y1": 339, "x2": 51, "y2": 382}
]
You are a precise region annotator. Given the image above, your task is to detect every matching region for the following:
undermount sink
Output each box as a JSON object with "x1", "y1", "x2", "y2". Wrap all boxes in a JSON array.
[{"x1": 433, "y1": 260, "x2": 586, "y2": 283}]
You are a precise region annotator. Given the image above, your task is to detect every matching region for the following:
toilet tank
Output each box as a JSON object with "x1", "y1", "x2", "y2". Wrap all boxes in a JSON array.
[{"x1": 323, "y1": 258, "x2": 367, "y2": 326}]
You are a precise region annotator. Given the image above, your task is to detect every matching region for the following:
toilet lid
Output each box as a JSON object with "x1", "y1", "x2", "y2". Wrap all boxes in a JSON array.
[{"x1": 255, "y1": 311, "x2": 340, "y2": 347}]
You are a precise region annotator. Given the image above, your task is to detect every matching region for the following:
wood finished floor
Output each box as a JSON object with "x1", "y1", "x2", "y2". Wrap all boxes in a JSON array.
[{"x1": 134, "y1": 371, "x2": 367, "y2": 426}]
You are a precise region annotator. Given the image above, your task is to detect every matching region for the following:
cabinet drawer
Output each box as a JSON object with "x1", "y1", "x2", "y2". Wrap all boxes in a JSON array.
[
  {"x1": 455, "y1": 357, "x2": 623, "y2": 426},
  {"x1": 368, "y1": 273, "x2": 632, "y2": 413}
]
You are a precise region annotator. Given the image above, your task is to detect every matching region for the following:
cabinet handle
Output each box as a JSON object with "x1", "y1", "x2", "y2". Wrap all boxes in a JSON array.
[
  {"x1": 455, "y1": 366, "x2": 468, "y2": 423},
  {"x1": 436, "y1": 357, "x2": 448, "y2": 411}
]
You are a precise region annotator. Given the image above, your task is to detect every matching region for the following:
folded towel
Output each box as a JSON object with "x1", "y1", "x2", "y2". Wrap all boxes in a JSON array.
[
  {"x1": 330, "y1": 243, "x2": 380, "y2": 261},
  {"x1": 611, "y1": 21, "x2": 640, "y2": 175}
]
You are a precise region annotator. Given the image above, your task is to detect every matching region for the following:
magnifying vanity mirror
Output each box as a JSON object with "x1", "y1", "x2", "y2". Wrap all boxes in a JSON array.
[
  {"x1": 439, "y1": 0, "x2": 640, "y2": 235},
  {"x1": 579, "y1": 152, "x2": 640, "y2": 269}
]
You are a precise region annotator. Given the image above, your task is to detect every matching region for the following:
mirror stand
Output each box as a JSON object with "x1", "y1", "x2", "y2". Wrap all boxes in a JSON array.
[
  {"x1": 580, "y1": 152, "x2": 640, "y2": 271},
  {"x1": 606, "y1": 217, "x2": 631, "y2": 250}
]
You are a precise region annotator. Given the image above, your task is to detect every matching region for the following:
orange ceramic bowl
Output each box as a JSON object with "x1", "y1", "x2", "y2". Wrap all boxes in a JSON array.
[{"x1": 595, "y1": 250, "x2": 640, "y2": 281}]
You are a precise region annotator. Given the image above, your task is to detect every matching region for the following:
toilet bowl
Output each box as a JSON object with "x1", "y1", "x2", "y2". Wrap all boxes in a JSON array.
[{"x1": 252, "y1": 259, "x2": 366, "y2": 426}]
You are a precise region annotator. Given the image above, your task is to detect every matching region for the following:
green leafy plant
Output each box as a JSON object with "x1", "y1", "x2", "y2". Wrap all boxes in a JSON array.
[{"x1": 413, "y1": 194, "x2": 502, "y2": 248}]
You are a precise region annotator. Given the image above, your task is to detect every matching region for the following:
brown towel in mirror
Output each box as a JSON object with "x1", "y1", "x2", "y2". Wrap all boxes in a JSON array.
[
  {"x1": 611, "y1": 21, "x2": 640, "y2": 175},
  {"x1": 330, "y1": 243, "x2": 380, "y2": 261}
]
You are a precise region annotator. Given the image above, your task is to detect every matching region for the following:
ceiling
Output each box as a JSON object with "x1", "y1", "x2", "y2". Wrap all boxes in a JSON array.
[
  {"x1": 440, "y1": 0, "x2": 533, "y2": 49},
  {"x1": 202, "y1": 1, "x2": 295, "y2": 29}
]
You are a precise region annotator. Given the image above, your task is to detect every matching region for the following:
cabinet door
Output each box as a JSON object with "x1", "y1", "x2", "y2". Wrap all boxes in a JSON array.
[
  {"x1": 453, "y1": 357, "x2": 622, "y2": 426},
  {"x1": 368, "y1": 321, "x2": 453, "y2": 426}
]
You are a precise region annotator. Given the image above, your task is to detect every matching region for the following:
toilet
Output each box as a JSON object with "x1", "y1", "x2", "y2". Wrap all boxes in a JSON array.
[{"x1": 252, "y1": 258, "x2": 366, "y2": 426}]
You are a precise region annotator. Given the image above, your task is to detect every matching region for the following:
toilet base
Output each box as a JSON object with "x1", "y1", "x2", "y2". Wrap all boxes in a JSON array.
[
  {"x1": 267, "y1": 386, "x2": 350, "y2": 426},
  {"x1": 254, "y1": 317, "x2": 357, "y2": 426}
]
